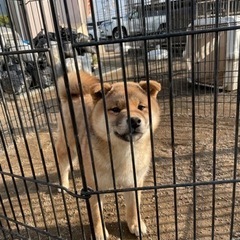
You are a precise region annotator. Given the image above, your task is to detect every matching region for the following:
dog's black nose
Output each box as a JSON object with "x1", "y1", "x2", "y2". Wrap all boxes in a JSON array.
[{"x1": 127, "y1": 117, "x2": 141, "y2": 130}]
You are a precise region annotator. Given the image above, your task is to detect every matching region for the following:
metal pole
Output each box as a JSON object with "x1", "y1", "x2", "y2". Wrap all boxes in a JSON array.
[
  {"x1": 226, "y1": 0, "x2": 230, "y2": 17},
  {"x1": 13, "y1": 0, "x2": 25, "y2": 38}
]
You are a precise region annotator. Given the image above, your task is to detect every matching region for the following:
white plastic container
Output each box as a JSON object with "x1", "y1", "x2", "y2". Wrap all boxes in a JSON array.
[
  {"x1": 10, "y1": 41, "x2": 38, "y2": 62},
  {"x1": 45, "y1": 41, "x2": 60, "y2": 66},
  {"x1": 65, "y1": 54, "x2": 92, "y2": 74},
  {"x1": 183, "y1": 15, "x2": 240, "y2": 91},
  {"x1": 148, "y1": 45, "x2": 168, "y2": 61}
]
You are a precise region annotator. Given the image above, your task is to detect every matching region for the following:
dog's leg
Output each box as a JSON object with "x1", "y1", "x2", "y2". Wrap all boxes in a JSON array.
[
  {"x1": 90, "y1": 195, "x2": 109, "y2": 240},
  {"x1": 56, "y1": 137, "x2": 76, "y2": 190},
  {"x1": 124, "y1": 182, "x2": 147, "y2": 236}
]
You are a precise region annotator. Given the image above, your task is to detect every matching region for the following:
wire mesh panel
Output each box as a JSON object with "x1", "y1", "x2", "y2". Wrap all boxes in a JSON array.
[{"x1": 0, "y1": 0, "x2": 240, "y2": 239}]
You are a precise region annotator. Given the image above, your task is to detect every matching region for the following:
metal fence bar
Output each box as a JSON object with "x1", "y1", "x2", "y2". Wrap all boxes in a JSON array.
[
  {"x1": 47, "y1": 2, "x2": 80, "y2": 239},
  {"x1": 211, "y1": 1, "x2": 220, "y2": 239},
  {"x1": 141, "y1": 13, "x2": 161, "y2": 240},
  {"x1": 0, "y1": 99, "x2": 40, "y2": 239},
  {"x1": 47, "y1": 1, "x2": 97, "y2": 239},
  {"x1": 166, "y1": 1, "x2": 178, "y2": 239},
  {"x1": 190, "y1": 1, "x2": 197, "y2": 239},
  {"x1": 1, "y1": 166, "x2": 240, "y2": 193},
  {"x1": 0, "y1": 130, "x2": 29, "y2": 237},
  {"x1": 48, "y1": 1, "x2": 87, "y2": 237},
  {"x1": 230, "y1": 43, "x2": 240, "y2": 239}
]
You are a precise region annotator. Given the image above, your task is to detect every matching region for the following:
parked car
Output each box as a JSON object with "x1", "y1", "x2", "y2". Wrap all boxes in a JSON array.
[
  {"x1": 99, "y1": 0, "x2": 194, "y2": 53},
  {"x1": 99, "y1": 5, "x2": 167, "y2": 39},
  {"x1": 99, "y1": 20, "x2": 113, "y2": 39},
  {"x1": 87, "y1": 23, "x2": 101, "y2": 40}
]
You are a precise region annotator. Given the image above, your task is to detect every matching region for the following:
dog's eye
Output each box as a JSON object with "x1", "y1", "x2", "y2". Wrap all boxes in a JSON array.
[
  {"x1": 138, "y1": 105, "x2": 146, "y2": 111},
  {"x1": 109, "y1": 107, "x2": 121, "y2": 113}
]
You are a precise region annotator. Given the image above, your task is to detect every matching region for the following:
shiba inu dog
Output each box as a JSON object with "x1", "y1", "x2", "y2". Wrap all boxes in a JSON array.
[{"x1": 56, "y1": 71, "x2": 161, "y2": 239}]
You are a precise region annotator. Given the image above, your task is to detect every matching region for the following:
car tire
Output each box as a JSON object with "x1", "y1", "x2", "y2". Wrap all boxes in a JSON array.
[
  {"x1": 88, "y1": 34, "x2": 93, "y2": 40},
  {"x1": 112, "y1": 27, "x2": 127, "y2": 39}
]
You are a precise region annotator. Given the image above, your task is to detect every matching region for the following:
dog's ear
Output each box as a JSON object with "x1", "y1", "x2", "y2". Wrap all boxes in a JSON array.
[
  {"x1": 139, "y1": 80, "x2": 161, "y2": 98},
  {"x1": 90, "y1": 83, "x2": 112, "y2": 102}
]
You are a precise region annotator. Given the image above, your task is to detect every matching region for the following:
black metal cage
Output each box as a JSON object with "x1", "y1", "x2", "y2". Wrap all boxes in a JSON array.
[{"x1": 0, "y1": 0, "x2": 240, "y2": 239}]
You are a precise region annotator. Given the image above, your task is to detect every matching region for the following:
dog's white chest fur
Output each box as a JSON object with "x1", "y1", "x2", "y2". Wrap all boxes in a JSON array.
[{"x1": 90, "y1": 140, "x2": 150, "y2": 190}]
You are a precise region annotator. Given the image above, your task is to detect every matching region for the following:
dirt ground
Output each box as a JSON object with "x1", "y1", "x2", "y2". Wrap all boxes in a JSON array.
[
  {"x1": 0, "y1": 54, "x2": 240, "y2": 239},
  {"x1": 1, "y1": 99, "x2": 240, "y2": 240}
]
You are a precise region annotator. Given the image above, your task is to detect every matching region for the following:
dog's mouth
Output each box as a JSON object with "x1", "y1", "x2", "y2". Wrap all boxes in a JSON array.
[{"x1": 114, "y1": 131, "x2": 143, "y2": 142}]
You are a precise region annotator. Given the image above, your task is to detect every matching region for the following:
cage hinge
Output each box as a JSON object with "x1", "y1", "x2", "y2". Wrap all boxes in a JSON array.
[{"x1": 79, "y1": 187, "x2": 94, "y2": 199}]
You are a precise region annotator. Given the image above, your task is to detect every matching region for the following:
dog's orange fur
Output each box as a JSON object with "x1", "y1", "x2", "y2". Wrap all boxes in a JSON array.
[{"x1": 56, "y1": 71, "x2": 161, "y2": 239}]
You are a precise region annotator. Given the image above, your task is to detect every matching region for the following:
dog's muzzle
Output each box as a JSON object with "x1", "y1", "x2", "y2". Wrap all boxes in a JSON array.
[{"x1": 114, "y1": 117, "x2": 143, "y2": 142}]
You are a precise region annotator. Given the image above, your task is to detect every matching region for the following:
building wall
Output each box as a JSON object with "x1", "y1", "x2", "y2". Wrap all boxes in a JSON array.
[
  {"x1": 8, "y1": 0, "x2": 88, "y2": 39},
  {"x1": 57, "y1": 0, "x2": 88, "y2": 34}
]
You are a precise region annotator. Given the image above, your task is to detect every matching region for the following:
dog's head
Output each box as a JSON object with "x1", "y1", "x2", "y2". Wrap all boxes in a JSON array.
[{"x1": 90, "y1": 80, "x2": 161, "y2": 143}]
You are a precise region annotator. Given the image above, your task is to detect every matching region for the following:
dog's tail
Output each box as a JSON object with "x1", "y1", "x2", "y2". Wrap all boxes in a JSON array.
[{"x1": 57, "y1": 71, "x2": 99, "y2": 100}]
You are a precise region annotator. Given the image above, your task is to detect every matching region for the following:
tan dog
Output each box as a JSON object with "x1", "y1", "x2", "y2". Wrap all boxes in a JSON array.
[{"x1": 56, "y1": 71, "x2": 161, "y2": 239}]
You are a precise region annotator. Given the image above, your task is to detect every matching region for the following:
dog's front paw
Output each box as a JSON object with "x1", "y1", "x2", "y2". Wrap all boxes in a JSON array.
[
  {"x1": 57, "y1": 182, "x2": 69, "y2": 193},
  {"x1": 95, "y1": 227, "x2": 109, "y2": 240},
  {"x1": 127, "y1": 219, "x2": 147, "y2": 237},
  {"x1": 57, "y1": 187, "x2": 68, "y2": 193}
]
